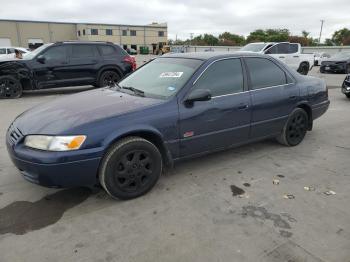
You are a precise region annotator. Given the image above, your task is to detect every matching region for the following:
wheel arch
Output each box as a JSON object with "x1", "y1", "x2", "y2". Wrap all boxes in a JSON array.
[
  {"x1": 101, "y1": 127, "x2": 174, "y2": 174},
  {"x1": 97, "y1": 65, "x2": 123, "y2": 81},
  {"x1": 296, "y1": 103, "x2": 313, "y2": 130}
]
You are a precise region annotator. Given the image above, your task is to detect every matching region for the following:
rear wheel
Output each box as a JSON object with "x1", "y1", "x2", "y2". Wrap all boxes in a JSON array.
[
  {"x1": 0, "y1": 76, "x2": 23, "y2": 99},
  {"x1": 277, "y1": 108, "x2": 309, "y2": 146},
  {"x1": 346, "y1": 93, "x2": 350, "y2": 99},
  {"x1": 298, "y1": 62, "x2": 309, "y2": 75},
  {"x1": 98, "y1": 71, "x2": 120, "y2": 87},
  {"x1": 99, "y1": 137, "x2": 163, "y2": 200}
]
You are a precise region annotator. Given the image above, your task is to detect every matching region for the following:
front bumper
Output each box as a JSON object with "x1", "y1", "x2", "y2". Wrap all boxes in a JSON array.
[
  {"x1": 6, "y1": 128, "x2": 102, "y2": 188},
  {"x1": 342, "y1": 76, "x2": 350, "y2": 94}
]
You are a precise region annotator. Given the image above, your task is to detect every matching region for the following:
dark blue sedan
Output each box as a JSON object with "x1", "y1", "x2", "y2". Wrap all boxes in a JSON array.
[{"x1": 6, "y1": 52, "x2": 330, "y2": 199}]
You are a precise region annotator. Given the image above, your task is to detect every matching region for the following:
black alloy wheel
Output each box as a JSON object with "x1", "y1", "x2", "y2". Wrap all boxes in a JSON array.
[
  {"x1": 99, "y1": 137, "x2": 162, "y2": 200},
  {"x1": 99, "y1": 71, "x2": 120, "y2": 87},
  {"x1": 298, "y1": 63, "x2": 309, "y2": 75},
  {"x1": 0, "y1": 76, "x2": 23, "y2": 99},
  {"x1": 277, "y1": 108, "x2": 309, "y2": 146}
]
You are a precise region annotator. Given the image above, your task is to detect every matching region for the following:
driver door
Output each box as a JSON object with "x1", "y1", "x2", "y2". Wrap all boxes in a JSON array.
[
  {"x1": 31, "y1": 45, "x2": 71, "y2": 88},
  {"x1": 178, "y1": 58, "x2": 251, "y2": 157}
]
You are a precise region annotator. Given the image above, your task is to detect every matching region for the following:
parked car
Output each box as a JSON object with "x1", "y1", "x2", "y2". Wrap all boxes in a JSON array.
[
  {"x1": 314, "y1": 52, "x2": 331, "y2": 66},
  {"x1": 320, "y1": 52, "x2": 350, "y2": 74},
  {"x1": 241, "y1": 42, "x2": 314, "y2": 75},
  {"x1": 0, "y1": 41, "x2": 136, "y2": 98},
  {"x1": 6, "y1": 52, "x2": 329, "y2": 200},
  {"x1": 341, "y1": 74, "x2": 350, "y2": 99},
  {"x1": 0, "y1": 47, "x2": 31, "y2": 60},
  {"x1": 126, "y1": 48, "x2": 137, "y2": 55}
]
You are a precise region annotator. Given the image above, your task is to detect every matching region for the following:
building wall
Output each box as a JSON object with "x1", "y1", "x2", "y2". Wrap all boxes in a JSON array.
[{"x1": 0, "y1": 20, "x2": 167, "y2": 52}]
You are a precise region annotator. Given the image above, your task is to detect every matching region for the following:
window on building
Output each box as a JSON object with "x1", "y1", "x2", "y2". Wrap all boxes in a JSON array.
[
  {"x1": 106, "y1": 29, "x2": 113, "y2": 36},
  {"x1": 123, "y1": 45, "x2": 128, "y2": 50},
  {"x1": 71, "y1": 44, "x2": 96, "y2": 58},
  {"x1": 122, "y1": 30, "x2": 127, "y2": 36},
  {"x1": 245, "y1": 58, "x2": 287, "y2": 90},
  {"x1": 83, "y1": 29, "x2": 86, "y2": 35},
  {"x1": 78, "y1": 30, "x2": 81, "y2": 37},
  {"x1": 158, "y1": 31, "x2": 165, "y2": 37},
  {"x1": 91, "y1": 29, "x2": 99, "y2": 35},
  {"x1": 130, "y1": 30, "x2": 136, "y2": 36},
  {"x1": 192, "y1": 59, "x2": 244, "y2": 97},
  {"x1": 99, "y1": 45, "x2": 116, "y2": 56},
  {"x1": 131, "y1": 45, "x2": 137, "y2": 51}
]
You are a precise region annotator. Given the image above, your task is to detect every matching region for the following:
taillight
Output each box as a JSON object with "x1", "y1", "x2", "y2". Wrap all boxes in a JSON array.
[{"x1": 123, "y1": 56, "x2": 137, "y2": 71}]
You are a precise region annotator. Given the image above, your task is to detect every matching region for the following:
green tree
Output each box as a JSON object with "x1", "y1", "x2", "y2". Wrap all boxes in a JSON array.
[
  {"x1": 302, "y1": 30, "x2": 310, "y2": 38},
  {"x1": 246, "y1": 29, "x2": 267, "y2": 42},
  {"x1": 218, "y1": 32, "x2": 245, "y2": 46},
  {"x1": 332, "y1": 28, "x2": 350, "y2": 45},
  {"x1": 246, "y1": 29, "x2": 289, "y2": 43}
]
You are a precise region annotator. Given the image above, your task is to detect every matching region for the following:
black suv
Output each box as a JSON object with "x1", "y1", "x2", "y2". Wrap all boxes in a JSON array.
[{"x1": 0, "y1": 41, "x2": 136, "y2": 98}]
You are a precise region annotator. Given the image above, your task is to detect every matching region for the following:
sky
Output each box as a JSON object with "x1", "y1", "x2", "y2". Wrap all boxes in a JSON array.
[{"x1": 1, "y1": 0, "x2": 349, "y2": 42}]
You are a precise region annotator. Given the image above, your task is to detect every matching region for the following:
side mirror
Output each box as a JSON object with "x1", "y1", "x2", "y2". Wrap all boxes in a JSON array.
[
  {"x1": 185, "y1": 89, "x2": 211, "y2": 106},
  {"x1": 37, "y1": 55, "x2": 46, "y2": 64}
]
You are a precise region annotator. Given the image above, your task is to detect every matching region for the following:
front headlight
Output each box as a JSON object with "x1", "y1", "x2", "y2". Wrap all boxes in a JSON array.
[{"x1": 24, "y1": 135, "x2": 86, "y2": 151}]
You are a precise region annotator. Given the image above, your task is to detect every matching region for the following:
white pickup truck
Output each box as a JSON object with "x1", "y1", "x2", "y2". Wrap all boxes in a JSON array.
[{"x1": 241, "y1": 42, "x2": 314, "y2": 75}]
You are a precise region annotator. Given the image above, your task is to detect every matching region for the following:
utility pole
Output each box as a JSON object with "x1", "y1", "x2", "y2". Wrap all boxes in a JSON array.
[
  {"x1": 190, "y1": 33, "x2": 194, "y2": 46},
  {"x1": 319, "y1": 20, "x2": 325, "y2": 45}
]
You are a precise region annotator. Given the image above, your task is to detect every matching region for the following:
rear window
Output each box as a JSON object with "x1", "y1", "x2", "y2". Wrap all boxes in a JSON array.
[
  {"x1": 71, "y1": 45, "x2": 96, "y2": 58},
  {"x1": 0, "y1": 48, "x2": 6, "y2": 54},
  {"x1": 99, "y1": 45, "x2": 116, "y2": 56}
]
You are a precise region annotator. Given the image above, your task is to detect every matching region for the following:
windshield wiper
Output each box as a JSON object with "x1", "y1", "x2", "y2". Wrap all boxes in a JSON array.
[{"x1": 120, "y1": 86, "x2": 145, "y2": 97}]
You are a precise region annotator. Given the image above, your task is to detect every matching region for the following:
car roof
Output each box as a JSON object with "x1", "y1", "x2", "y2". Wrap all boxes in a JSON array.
[
  {"x1": 56, "y1": 41, "x2": 115, "y2": 45},
  {"x1": 162, "y1": 51, "x2": 268, "y2": 61}
]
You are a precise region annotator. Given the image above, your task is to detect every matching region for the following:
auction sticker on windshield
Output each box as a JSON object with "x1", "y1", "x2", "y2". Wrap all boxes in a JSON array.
[{"x1": 159, "y1": 72, "x2": 183, "y2": 78}]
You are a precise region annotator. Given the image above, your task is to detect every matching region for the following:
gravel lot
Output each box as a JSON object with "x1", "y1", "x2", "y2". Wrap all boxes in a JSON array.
[{"x1": 0, "y1": 64, "x2": 349, "y2": 262}]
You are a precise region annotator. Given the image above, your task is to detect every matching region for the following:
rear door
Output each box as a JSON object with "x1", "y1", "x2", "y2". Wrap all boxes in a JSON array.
[
  {"x1": 64, "y1": 44, "x2": 99, "y2": 85},
  {"x1": 265, "y1": 43, "x2": 289, "y2": 65},
  {"x1": 244, "y1": 57, "x2": 299, "y2": 139},
  {"x1": 285, "y1": 43, "x2": 300, "y2": 70},
  {"x1": 178, "y1": 58, "x2": 251, "y2": 157}
]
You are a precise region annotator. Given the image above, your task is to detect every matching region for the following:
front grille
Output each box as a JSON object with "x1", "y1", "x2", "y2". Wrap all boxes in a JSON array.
[{"x1": 7, "y1": 124, "x2": 24, "y2": 146}]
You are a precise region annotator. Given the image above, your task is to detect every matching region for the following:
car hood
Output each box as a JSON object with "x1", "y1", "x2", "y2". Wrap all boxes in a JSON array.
[
  {"x1": 14, "y1": 88, "x2": 163, "y2": 135},
  {"x1": 322, "y1": 58, "x2": 348, "y2": 63}
]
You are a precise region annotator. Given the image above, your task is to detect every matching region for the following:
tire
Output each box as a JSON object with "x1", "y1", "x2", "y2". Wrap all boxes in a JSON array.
[
  {"x1": 276, "y1": 108, "x2": 309, "y2": 147},
  {"x1": 0, "y1": 76, "x2": 23, "y2": 99},
  {"x1": 99, "y1": 137, "x2": 163, "y2": 200},
  {"x1": 346, "y1": 64, "x2": 350, "y2": 74},
  {"x1": 97, "y1": 70, "x2": 120, "y2": 88},
  {"x1": 346, "y1": 93, "x2": 350, "y2": 99},
  {"x1": 298, "y1": 62, "x2": 309, "y2": 75}
]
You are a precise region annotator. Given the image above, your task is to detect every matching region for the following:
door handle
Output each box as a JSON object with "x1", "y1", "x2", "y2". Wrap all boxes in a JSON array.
[
  {"x1": 237, "y1": 104, "x2": 249, "y2": 110},
  {"x1": 293, "y1": 56, "x2": 299, "y2": 58},
  {"x1": 279, "y1": 56, "x2": 285, "y2": 58}
]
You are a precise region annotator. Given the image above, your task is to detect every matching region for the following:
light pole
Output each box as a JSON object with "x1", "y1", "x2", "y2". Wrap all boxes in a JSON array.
[
  {"x1": 190, "y1": 33, "x2": 194, "y2": 46},
  {"x1": 319, "y1": 20, "x2": 325, "y2": 45}
]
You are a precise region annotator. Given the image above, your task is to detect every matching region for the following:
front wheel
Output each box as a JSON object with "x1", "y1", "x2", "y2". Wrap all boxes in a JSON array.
[
  {"x1": 99, "y1": 137, "x2": 163, "y2": 200},
  {"x1": 276, "y1": 108, "x2": 309, "y2": 146},
  {"x1": 0, "y1": 76, "x2": 23, "y2": 99},
  {"x1": 346, "y1": 93, "x2": 350, "y2": 99}
]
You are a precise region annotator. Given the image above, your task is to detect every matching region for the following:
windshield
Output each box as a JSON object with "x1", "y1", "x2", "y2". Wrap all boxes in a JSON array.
[
  {"x1": 24, "y1": 43, "x2": 53, "y2": 60},
  {"x1": 241, "y1": 43, "x2": 266, "y2": 52},
  {"x1": 330, "y1": 52, "x2": 350, "y2": 60},
  {"x1": 118, "y1": 58, "x2": 203, "y2": 99}
]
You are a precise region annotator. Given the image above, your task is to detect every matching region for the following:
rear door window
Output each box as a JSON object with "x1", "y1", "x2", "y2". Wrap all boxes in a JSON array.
[
  {"x1": 245, "y1": 57, "x2": 287, "y2": 90},
  {"x1": 71, "y1": 44, "x2": 96, "y2": 58},
  {"x1": 0, "y1": 48, "x2": 6, "y2": 54},
  {"x1": 193, "y1": 58, "x2": 244, "y2": 96},
  {"x1": 99, "y1": 45, "x2": 116, "y2": 56},
  {"x1": 289, "y1": 44, "x2": 298, "y2": 53}
]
